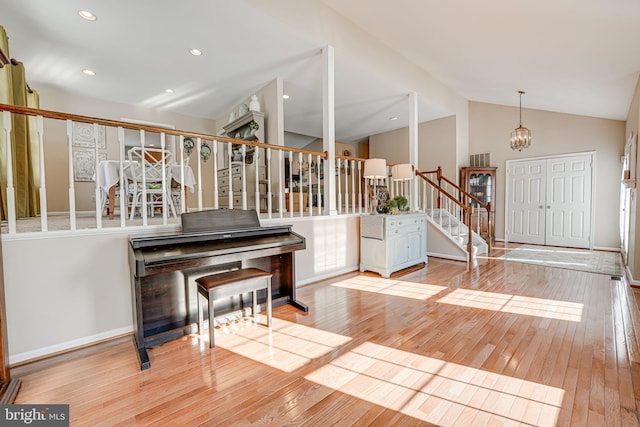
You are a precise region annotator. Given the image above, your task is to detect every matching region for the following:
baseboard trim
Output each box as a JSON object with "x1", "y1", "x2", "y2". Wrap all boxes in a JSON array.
[
  {"x1": 9, "y1": 326, "x2": 133, "y2": 366},
  {"x1": 626, "y1": 264, "x2": 640, "y2": 287},
  {"x1": 427, "y1": 251, "x2": 468, "y2": 262},
  {"x1": 593, "y1": 246, "x2": 621, "y2": 252},
  {"x1": 296, "y1": 266, "x2": 360, "y2": 287}
]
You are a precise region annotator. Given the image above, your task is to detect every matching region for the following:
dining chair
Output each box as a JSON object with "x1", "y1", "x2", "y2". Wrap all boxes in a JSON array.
[{"x1": 126, "y1": 147, "x2": 177, "y2": 220}]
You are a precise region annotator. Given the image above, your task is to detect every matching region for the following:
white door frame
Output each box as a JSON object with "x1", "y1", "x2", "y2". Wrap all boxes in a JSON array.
[{"x1": 504, "y1": 151, "x2": 596, "y2": 249}]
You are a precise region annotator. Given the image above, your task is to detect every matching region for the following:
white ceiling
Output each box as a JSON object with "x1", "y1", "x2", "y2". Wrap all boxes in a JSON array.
[{"x1": 1, "y1": 0, "x2": 639, "y2": 145}]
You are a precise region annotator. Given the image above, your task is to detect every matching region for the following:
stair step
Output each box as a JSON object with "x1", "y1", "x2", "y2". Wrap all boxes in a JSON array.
[{"x1": 427, "y1": 209, "x2": 489, "y2": 256}]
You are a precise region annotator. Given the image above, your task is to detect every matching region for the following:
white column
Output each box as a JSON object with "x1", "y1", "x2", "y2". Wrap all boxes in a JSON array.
[
  {"x1": 322, "y1": 45, "x2": 337, "y2": 215},
  {"x1": 409, "y1": 91, "x2": 419, "y2": 211}
]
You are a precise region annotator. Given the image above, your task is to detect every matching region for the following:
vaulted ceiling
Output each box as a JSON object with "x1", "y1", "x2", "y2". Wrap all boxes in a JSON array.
[{"x1": 1, "y1": 0, "x2": 639, "y2": 144}]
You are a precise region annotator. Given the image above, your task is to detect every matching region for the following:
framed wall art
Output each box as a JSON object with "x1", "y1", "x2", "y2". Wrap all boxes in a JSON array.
[
  {"x1": 73, "y1": 150, "x2": 106, "y2": 182},
  {"x1": 72, "y1": 122, "x2": 106, "y2": 149}
]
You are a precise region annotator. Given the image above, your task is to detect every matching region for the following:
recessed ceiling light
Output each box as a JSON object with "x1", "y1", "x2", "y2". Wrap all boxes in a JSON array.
[
  {"x1": 82, "y1": 69, "x2": 96, "y2": 76},
  {"x1": 282, "y1": 94, "x2": 290, "y2": 99},
  {"x1": 78, "y1": 10, "x2": 97, "y2": 21},
  {"x1": 165, "y1": 88, "x2": 174, "y2": 94},
  {"x1": 189, "y1": 48, "x2": 202, "y2": 56},
  {"x1": 389, "y1": 116, "x2": 398, "y2": 121}
]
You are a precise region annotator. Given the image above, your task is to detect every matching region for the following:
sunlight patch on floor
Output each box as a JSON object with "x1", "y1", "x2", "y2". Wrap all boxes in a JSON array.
[
  {"x1": 212, "y1": 316, "x2": 351, "y2": 372},
  {"x1": 437, "y1": 289, "x2": 583, "y2": 322},
  {"x1": 330, "y1": 276, "x2": 447, "y2": 300},
  {"x1": 305, "y1": 341, "x2": 563, "y2": 426}
]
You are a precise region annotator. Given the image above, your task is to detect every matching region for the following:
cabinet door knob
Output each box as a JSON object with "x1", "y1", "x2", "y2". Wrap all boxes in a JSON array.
[{"x1": 539, "y1": 205, "x2": 543, "y2": 208}]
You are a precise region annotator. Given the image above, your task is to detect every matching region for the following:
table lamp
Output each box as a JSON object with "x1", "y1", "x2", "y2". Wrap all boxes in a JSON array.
[
  {"x1": 392, "y1": 163, "x2": 414, "y2": 211},
  {"x1": 363, "y1": 158, "x2": 387, "y2": 213}
]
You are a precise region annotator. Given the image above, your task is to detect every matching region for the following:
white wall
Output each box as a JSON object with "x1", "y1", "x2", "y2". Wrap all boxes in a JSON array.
[
  {"x1": 469, "y1": 101, "x2": 625, "y2": 249},
  {"x1": 625, "y1": 76, "x2": 640, "y2": 281},
  {"x1": 215, "y1": 78, "x2": 281, "y2": 146},
  {"x1": 249, "y1": 0, "x2": 468, "y2": 129},
  {"x1": 36, "y1": 84, "x2": 218, "y2": 212},
  {"x1": 369, "y1": 116, "x2": 457, "y2": 178},
  {"x1": 1, "y1": 215, "x2": 360, "y2": 364}
]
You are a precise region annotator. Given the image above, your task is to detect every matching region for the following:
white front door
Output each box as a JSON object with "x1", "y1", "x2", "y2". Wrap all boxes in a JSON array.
[
  {"x1": 507, "y1": 159, "x2": 546, "y2": 245},
  {"x1": 507, "y1": 153, "x2": 593, "y2": 248},
  {"x1": 545, "y1": 155, "x2": 592, "y2": 248}
]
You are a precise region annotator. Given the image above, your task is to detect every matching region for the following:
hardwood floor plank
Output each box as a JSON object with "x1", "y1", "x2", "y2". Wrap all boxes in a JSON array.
[{"x1": 9, "y1": 249, "x2": 640, "y2": 426}]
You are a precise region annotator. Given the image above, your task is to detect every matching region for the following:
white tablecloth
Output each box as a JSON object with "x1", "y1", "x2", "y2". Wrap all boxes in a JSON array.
[{"x1": 96, "y1": 160, "x2": 196, "y2": 193}]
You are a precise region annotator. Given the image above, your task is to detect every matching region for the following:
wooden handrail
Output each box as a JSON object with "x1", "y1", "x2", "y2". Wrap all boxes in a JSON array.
[
  {"x1": 416, "y1": 169, "x2": 473, "y2": 256},
  {"x1": 433, "y1": 166, "x2": 493, "y2": 252},
  {"x1": 417, "y1": 166, "x2": 494, "y2": 256},
  {"x1": 421, "y1": 167, "x2": 488, "y2": 211},
  {"x1": 415, "y1": 170, "x2": 470, "y2": 213},
  {"x1": 0, "y1": 103, "x2": 328, "y2": 159}
]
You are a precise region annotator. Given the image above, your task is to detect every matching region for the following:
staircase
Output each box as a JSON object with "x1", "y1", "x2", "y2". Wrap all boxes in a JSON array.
[
  {"x1": 413, "y1": 166, "x2": 493, "y2": 262},
  {"x1": 426, "y1": 208, "x2": 488, "y2": 257}
]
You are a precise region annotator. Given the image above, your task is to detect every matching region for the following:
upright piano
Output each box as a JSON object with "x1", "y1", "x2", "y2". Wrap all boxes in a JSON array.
[{"x1": 128, "y1": 209, "x2": 307, "y2": 370}]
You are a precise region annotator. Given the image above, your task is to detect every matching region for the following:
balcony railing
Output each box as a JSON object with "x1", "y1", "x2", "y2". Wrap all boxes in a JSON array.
[{"x1": 0, "y1": 104, "x2": 393, "y2": 235}]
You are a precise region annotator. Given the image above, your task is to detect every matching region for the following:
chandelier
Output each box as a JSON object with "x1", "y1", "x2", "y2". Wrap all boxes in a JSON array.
[{"x1": 510, "y1": 90, "x2": 531, "y2": 151}]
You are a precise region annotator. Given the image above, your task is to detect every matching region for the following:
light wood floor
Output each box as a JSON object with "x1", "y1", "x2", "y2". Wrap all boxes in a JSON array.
[{"x1": 11, "y1": 252, "x2": 640, "y2": 426}]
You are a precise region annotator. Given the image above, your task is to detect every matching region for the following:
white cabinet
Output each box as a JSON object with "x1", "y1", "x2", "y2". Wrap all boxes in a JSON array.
[
  {"x1": 217, "y1": 163, "x2": 266, "y2": 210},
  {"x1": 360, "y1": 213, "x2": 427, "y2": 278},
  {"x1": 221, "y1": 111, "x2": 265, "y2": 168},
  {"x1": 218, "y1": 111, "x2": 268, "y2": 211}
]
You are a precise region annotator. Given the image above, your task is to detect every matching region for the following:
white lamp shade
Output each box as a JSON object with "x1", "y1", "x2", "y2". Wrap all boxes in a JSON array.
[
  {"x1": 363, "y1": 158, "x2": 387, "y2": 179},
  {"x1": 392, "y1": 163, "x2": 413, "y2": 181}
]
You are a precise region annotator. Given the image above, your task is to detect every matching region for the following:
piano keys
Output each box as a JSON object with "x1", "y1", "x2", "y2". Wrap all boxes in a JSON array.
[{"x1": 128, "y1": 209, "x2": 307, "y2": 370}]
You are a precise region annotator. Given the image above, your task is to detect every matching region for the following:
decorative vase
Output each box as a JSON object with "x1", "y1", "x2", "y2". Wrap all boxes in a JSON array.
[
  {"x1": 249, "y1": 94, "x2": 261, "y2": 112},
  {"x1": 239, "y1": 103, "x2": 249, "y2": 116}
]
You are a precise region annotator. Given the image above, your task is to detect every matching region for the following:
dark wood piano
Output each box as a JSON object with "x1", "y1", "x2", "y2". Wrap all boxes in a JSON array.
[{"x1": 128, "y1": 209, "x2": 307, "y2": 370}]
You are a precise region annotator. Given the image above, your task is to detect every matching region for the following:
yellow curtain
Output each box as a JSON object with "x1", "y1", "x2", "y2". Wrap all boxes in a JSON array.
[{"x1": 0, "y1": 25, "x2": 40, "y2": 220}]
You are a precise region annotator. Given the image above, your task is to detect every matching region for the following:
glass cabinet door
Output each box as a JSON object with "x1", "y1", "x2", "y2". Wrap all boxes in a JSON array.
[
  {"x1": 460, "y1": 166, "x2": 497, "y2": 244},
  {"x1": 469, "y1": 172, "x2": 492, "y2": 206}
]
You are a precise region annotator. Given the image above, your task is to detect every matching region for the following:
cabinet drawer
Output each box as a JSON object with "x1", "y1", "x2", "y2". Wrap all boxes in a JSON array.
[
  {"x1": 396, "y1": 216, "x2": 425, "y2": 227},
  {"x1": 218, "y1": 175, "x2": 245, "y2": 191},
  {"x1": 386, "y1": 215, "x2": 425, "y2": 235},
  {"x1": 218, "y1": 195, "x2": 243, "y2": 208},
  {"x1": 218, "y1": 165, "x2": 242, "y2": 177},
  {"x1": 386, "y1": 216, "x2": 424, "y2": 226}
]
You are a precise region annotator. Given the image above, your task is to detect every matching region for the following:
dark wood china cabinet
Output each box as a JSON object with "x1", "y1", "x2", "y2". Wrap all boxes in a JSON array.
[{"x1": 460, "y1": 166, "x2": 497, "y2": 244}]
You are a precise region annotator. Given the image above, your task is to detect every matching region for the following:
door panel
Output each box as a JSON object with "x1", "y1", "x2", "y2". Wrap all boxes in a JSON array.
[
  {"x1": 545, "y1": 155, "x2": 591, "y2": 248},
  {"x1": 508, "y1": 160, "x2": 545, "y2": 244},
  {"x1": 508, "y1": 154, "x2": 592, "y2": 248}
]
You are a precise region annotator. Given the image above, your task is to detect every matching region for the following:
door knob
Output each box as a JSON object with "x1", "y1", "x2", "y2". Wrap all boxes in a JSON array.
[
  {"x1": 547, "y1": 205, "x2": 551, "y2": 208},
  {"x1": 538, "y1": 205, "x2": 543, "y2": 208}
]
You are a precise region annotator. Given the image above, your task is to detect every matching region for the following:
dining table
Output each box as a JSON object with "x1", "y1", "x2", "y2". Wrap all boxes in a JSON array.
[{"x1": 96, "y1": 160, "x2": 196, "y2": 219}]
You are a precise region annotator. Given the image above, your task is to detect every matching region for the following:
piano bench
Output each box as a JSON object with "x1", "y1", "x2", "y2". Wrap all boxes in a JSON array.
[{"x1": 195, "y1": 268, "x2": 272, "y2": 348}]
